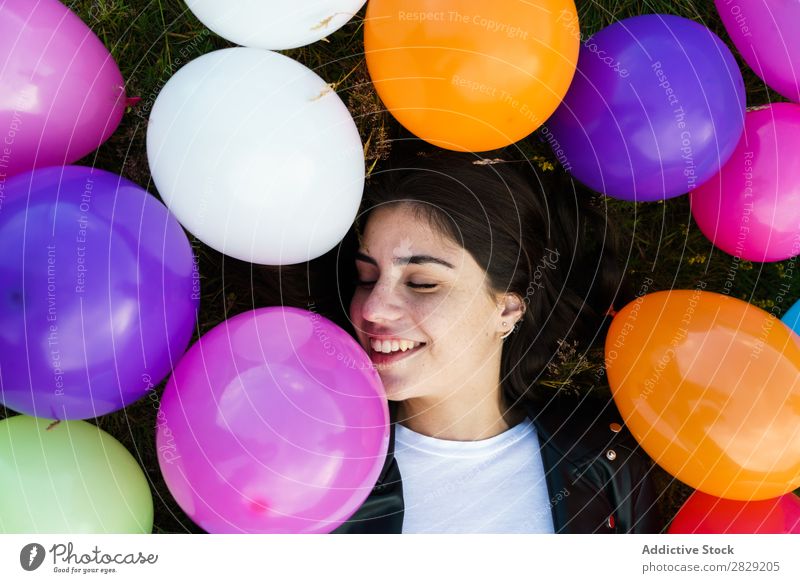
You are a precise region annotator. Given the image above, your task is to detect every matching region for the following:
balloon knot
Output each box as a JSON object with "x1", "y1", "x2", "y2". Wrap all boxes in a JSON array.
[{"x1": 310, "y1": 84, "x2": 335, "y2": 102}]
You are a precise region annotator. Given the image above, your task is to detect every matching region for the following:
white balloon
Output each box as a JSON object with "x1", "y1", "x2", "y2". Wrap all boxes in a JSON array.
[
  {"x1": 185, "y1": 0, "x2": 367, "y2": 50},
  {"x1": 146, "y1": 47, "x2": 364, "y2": 265}
]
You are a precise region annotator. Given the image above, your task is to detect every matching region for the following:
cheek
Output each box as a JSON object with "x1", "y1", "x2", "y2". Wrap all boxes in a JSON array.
[
  {"x1": 416, "y1": 304, "x2": 449, "y2": 341},
  {"x1": 349, "y1": 287, "x2": 367, "y2": 313},
  {"x1": 442, "y1": 294, "x2": 496, "y2": 339},
  {"x1": 348, "y1": 295, "x2": 359, "y2": 319}
]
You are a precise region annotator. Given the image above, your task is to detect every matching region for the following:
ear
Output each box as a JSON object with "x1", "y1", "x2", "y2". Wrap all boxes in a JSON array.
[{"x1": 496, "y1": 292, "x2": 526, "y2": 332}]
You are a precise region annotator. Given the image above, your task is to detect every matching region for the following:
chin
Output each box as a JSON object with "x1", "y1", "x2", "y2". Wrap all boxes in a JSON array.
[
  {"x1": 381, "y1": 383, "x2": 414, "y2": 402},
  {"x1": 383, "y1": 388, "x2": 406, "y2": 402}
]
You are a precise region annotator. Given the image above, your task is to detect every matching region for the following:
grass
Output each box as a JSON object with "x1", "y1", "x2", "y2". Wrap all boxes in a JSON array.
[{"x1": 2, "y1": 0, "x2": 799, "y2": 532}]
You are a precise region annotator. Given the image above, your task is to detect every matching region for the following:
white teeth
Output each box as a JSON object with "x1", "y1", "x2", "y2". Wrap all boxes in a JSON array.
[{"x1": 369, "y1": 339, "x2": 423, "y2": 353}]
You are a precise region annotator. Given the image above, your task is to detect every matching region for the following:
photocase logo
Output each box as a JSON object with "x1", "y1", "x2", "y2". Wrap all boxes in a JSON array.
[{"x1": 20, "y1": 543, "x2": 46, "y2": 571}]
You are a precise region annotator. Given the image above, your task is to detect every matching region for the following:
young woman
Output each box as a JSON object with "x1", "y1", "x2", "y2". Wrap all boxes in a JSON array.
[{"x1": 331, "y1": 147, "x2": 664, "y2": 534}]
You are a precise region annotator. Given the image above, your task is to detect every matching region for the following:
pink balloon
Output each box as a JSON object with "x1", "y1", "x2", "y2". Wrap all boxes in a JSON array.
[
  {"x1": 689, "y1": 103, "x2": 800, "y2": 262},
  {"x1": 715, "y1": 0, "x2": 800, "y2": 102},
  {"x1": 0, "y1": 0, "x2": 126, "y2": 177},
  {"x1": 156, "y1": 307, "x2": 389, "y2": 533},
  {"x1": 669, "y1": 490, "x2": 800, "y2": 533}
]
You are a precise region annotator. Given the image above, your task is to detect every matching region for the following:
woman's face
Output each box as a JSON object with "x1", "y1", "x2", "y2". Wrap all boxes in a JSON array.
[{"x1": 349, "y1": 204, "x2": 511, "y2": 402}]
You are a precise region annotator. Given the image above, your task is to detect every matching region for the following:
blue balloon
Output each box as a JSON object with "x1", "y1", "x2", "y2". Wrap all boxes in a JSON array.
[
  {"x1": 782, "y1": 299, "x2": 800, "y2": 335},
  {"x1": 544, "y1": 14, "x2": 746, "y2": 202}
]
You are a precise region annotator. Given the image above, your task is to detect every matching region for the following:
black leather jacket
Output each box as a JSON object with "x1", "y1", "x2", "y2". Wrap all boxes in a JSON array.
[{"x1": 333, "y1": 394, "x2": 665, "y2": 534}]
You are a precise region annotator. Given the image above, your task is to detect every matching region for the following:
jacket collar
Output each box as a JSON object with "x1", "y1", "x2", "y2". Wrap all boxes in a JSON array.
[{"x1": 374, "y1": 400, "x2": 400, "y2": 487}]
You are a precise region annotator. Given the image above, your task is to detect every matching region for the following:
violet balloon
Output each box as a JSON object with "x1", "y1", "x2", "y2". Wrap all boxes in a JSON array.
[
  {"x1": 156, "y1": 307, "x2": 389, "y2": 534},
  {"x1": 544, "y1": 14, "x2": 745, "y2": 201},
  {"x1": 0, "y1": 166, "x2": 198, "y2": 419},
  {"x1": 0, "y1": 0, "x2": 126, "y2": 177},
  {"x1": 715, "y1": 0, "x2": 800, "y2": 103},
  {"x1": 690, "y1": 103, "x2": 800, "y2": 262}
]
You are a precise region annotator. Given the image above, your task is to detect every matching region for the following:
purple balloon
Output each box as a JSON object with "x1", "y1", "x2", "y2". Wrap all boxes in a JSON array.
[
  {"x1": 0, "y1": 0, "x2": 126, "y2": 177},
  {"x1": 716, "y1": 0, "x2": 800, "y2": 103},
  {"x1": 545, "y1": 14, "x2": 746, "y2": 202},
  {"x1": 0, "y1": 166, "x2": 199, "y2": 419},
  {"x1": 156, "y1": 307, "x2": 389, "y2": 534}
]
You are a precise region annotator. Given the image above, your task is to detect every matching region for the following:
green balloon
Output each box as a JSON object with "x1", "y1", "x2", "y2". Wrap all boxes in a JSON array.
[{"x1": 0, "y1": 416, "x2": 153, "y2": 533}]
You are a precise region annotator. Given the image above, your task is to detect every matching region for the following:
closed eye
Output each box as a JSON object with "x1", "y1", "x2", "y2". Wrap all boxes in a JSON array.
[{"x1": 353, "y1": 279, "x2": 438, "y2": 290}]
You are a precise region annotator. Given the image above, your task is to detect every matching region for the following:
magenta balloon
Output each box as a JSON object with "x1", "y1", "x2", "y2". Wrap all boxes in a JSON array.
[
  {"x1": 0, "y1": 0, "x2": 126, "y2": 177},
  {"x1": 689, "y1": 103, "x2": 800, "y2": 262},
  {"x1": 715, "y1": 0, "x2": 800, "y2": 102},
  {"x1": 156, "y1": 307, "x2": 389, "y2": 534}
]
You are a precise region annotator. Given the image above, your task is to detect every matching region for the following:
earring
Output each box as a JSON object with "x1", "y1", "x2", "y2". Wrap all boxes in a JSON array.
[{"x1": 500, "y1": 322, "x2": 514, "y2": 340}]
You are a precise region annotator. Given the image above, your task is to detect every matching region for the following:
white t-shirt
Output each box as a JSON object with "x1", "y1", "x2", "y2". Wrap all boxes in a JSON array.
[{"x1": 393, "y1": 417, "x2": 555, "y2": 533}]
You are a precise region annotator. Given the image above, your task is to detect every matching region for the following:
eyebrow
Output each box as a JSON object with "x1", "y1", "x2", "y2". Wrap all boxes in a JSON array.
[{"x1": 355, "y1": 251, "x2": 455, "y2": 269}]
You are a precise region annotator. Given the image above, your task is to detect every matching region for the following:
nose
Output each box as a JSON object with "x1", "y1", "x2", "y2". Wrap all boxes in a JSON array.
[{"x1": 358, "y1": 279, "x2": 405, "y2": 325}]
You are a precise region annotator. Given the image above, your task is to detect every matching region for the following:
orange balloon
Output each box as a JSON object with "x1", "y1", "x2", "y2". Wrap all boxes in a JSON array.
[
  {"x1": 364, "y1": 0, "x2": 579, "y2": 152},
  {"x1": 606, "y1": 289, "x2": 800, "y2": 500}
]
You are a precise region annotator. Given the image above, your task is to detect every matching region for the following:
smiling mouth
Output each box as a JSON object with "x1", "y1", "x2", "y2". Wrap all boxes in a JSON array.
[{"x1": 368, "y1": 342, "x2": 427, "y2": 365}]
